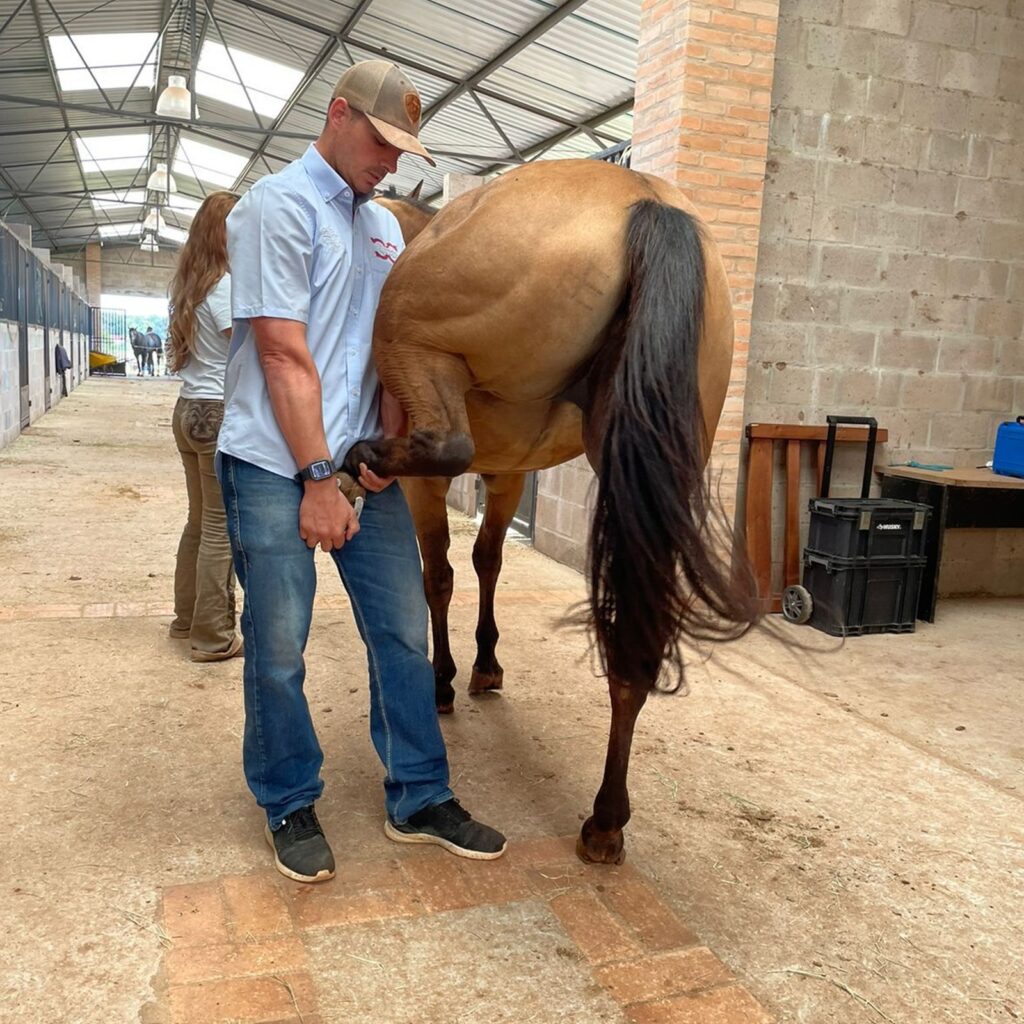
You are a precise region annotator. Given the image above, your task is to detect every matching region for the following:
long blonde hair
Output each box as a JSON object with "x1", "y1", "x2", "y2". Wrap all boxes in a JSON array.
[{"x1": 168, "y1": 190, "x2": 238, "y2": 372}]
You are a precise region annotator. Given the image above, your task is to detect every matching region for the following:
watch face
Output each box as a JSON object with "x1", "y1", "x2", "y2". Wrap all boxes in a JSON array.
[{"x1": 311, "y1": 461, "x2": 333, "y2": 480}]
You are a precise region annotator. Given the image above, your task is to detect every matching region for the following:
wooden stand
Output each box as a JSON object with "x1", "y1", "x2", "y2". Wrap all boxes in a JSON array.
[{"x1": 744, "y1": 423, "x2": 888, "y2": 612}]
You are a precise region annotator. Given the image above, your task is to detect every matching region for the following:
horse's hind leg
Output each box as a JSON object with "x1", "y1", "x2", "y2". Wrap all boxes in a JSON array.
[
  {"x1": 402, "y1": 476, "x2": 458, "y2": 713},
  {"x1": 578, "y1": 679, "x2": 650, "y2": 865},
  {"x1": 470, "y1": 473, "x2": 526, "y2": 697},
  {"x1": 341, "y1": 353, "x2": 474, "y2": 482}
]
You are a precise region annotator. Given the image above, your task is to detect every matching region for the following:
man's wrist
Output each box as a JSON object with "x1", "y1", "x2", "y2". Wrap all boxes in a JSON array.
[{"x1": 297, "y1": 457, "x2": 335, "y2": 483}]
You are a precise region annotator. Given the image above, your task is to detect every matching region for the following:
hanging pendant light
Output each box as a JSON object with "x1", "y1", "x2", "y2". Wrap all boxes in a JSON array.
[
  {"x1": 142, "y1": 208, "x2": 166, "y2": 234},
  {"x1": 156, "y1": 74, "x2": 194, "y2": 119},
  {"x1": 140, "y1": 237, "x2": 160, "y2": 253},
  {"x1": 146, "y1": 162, "x2": 177, "y2": 194}
]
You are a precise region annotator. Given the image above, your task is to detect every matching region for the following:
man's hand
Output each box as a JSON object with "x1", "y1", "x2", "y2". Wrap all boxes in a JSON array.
[
  {"x1": 358, "y1": 462, "x2": 395, "y2": 493},
  {"x1": 299, "y1": 480, "x2": 360, "y2": 551}
]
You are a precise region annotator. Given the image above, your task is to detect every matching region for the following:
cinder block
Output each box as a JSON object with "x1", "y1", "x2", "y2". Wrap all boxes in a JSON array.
[
  {"x1": 876, "y1": 331, "x2": 940, "y2": 370},
  {"x1": 818, "y1": 243, "x2": 880, "y2": 286},
  {"x1": 771, "y1": 60, "x2": 836, "y2": 111},
  {"x1": 811, "y1": 325, "x2": 877, "y2": 366},
  {"x1": 937, "y1": 335, "x2": 997, "y2": 373},
  {"x1": 843, "y1": 0, "x2": 912, "y2": 35},
  {"x1": 919, "y1": 213, "x2": 984, "y2": 258},
  {"x1": 911, "y1": 1, "x2": 977, "y2": 46},
  {"x1": 901, "y1": 84, "x2": 969, "y2": 133},
  {"x1": 938, "y1": 50, "x2": 1001, "y2": 95},
  {"x1": 967, "y1": 97, "x2": 1017, "y2": 144},
  {"x1": 863, "y1": 124, "x2": 927, "y2": 168},
  {"x1": 894, "y1": 168, "x2": 958, "y2": 212},
  {"x1": 976, "y1": 13, "x2": 1024, "y2": 59},
  {"x1": 778, "y1": 283, "x2": 842, "y2": 324},
  {"x1": 882, "y1": 252, "x2": 949, "y2": 292},
  {"x1": 899, "y1": 373, "x2": 965, "y2": 410},
  {"x1": 947, "y1": 259, "x2": 1010, "y2": 299},
  {"x1": 855, "y1": 206, "x2": 922, "y2": 249},
  {"x1": 990, "y1": 141, "x2": 1023, "y2": 180},
  {"x1": 964, "y1": 375, "x2": 1014, "y2": 412},
  {"x1": 874, "y1": 37, "x2": 940, "y2": 85},
  {"x1": 826, "y1": 161, "x2": 895, "y2": 204}
]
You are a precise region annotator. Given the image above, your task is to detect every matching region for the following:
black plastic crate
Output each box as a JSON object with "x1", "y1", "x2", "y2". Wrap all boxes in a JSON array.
[
  {"x1": 802, "y1": 551, "x2": 926, "y2": 636},
  {"x1": 806, "y1": 498, "x2": 931, "y2": 561}
]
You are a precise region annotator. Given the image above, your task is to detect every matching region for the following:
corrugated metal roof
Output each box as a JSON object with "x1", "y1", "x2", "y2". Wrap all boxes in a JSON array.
[{"x1": 0, "y1": 0, "x2": 638, "y2": 252}]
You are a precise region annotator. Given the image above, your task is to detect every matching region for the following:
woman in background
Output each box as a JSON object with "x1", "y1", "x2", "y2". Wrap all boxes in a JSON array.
[{"x1": 167, "y1": 191, "x2": 242, "y2": 662}]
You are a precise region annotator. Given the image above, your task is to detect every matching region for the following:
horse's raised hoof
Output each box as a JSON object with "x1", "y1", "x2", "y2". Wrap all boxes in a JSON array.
[
  {"x1": 468, "y1": 667, "x2": 503, "y2": 695},
  {"x1": 576, "y1": 817, "x2": 626, "y2": 865},
  {"x1": 335, "y1": 471, "x2": 365, "y2": 507}
]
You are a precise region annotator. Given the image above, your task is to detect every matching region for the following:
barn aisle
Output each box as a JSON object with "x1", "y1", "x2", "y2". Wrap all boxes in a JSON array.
[{"x1": 0, "y1": 376, "x2": 1020, "y2": 1024}]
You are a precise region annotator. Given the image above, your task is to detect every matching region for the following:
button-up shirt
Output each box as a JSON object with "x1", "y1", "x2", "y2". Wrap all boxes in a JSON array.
[{"x1": 218, "y1": 143, "x2": 405, "y2": 479}]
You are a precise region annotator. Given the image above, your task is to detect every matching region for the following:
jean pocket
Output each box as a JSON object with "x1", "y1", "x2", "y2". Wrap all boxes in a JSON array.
[{"x1": 183, "y1": 400, "x2": 224, "y2": 445}]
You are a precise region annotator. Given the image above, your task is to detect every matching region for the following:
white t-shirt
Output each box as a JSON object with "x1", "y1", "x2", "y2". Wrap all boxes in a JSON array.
[{"x1": 177, "y1": 273, "x2": 233, "y2": 400}]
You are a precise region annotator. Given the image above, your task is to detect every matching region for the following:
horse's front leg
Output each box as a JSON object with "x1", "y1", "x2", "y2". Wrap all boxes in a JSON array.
[
  {"x1": 470, "y1": 474, "x2": 526, "y2": 696},
  {"x1": 402, "y1": 476, "x2": 458, "y2": 713},
  {"x1": 578, "y1": 680, "x2": 650, "y2": 864}
]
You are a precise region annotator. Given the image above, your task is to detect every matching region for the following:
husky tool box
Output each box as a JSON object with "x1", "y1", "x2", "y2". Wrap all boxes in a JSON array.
[
  {"x1": 993, "y1": 416, "x2": 1024, "y2": 479},
  {"x1": 782, "y1": 416, "x2": 932, "y2": 636}
]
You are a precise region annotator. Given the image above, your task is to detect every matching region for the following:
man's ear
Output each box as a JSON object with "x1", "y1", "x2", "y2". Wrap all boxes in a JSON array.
[{"x1": 327, "y1": 95, "x2": 351, "y2": 127}]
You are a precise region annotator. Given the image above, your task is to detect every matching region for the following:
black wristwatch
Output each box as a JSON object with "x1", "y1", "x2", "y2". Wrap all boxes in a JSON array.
[{"x1": 298, "y1": 458, "x2": 335, "y2": 483}]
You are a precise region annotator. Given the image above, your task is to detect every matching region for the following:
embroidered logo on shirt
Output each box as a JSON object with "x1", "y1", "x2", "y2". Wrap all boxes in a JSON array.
[
  {"x1": 370, "y1": 237, "x2": 399, "y2": 264},
  {"x1": 319, "y1": 226, "x2": 345, "y2": 258}
]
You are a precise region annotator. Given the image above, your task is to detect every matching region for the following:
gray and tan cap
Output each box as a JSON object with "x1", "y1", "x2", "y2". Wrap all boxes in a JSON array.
[{"x1": 332, "y1": 60, "x2": 436, "y2": 167}]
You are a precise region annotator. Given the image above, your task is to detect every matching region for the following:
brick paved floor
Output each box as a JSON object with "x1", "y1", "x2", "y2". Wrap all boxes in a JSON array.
[{"x1": 157, "y1": 837, "x2": 774, "y2": 1024}]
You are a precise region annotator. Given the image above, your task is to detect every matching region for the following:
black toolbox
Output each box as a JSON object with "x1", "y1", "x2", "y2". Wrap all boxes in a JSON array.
[{"x1": 782, "y1": 416, "x2": 932, "y2": 636}]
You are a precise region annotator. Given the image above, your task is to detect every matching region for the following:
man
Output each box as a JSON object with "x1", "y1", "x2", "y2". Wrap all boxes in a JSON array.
[
  {"x1": 54, "y1": 339, "x2": 72, "y2": 396},
  {"x1": 217, "y1": 59, "x2": 505, "y2": 884}
]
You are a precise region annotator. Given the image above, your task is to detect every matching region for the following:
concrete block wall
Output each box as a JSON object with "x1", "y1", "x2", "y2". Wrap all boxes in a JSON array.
[
  {"x1": 59, "y1": 243, "x2": 177, "y2": 303},
  {"x1": 747, "y1": 0, "x2": 1023, "y2": 469},
  {"x1": 27, "y1": 326, "x2": 44, "y2": 425}
]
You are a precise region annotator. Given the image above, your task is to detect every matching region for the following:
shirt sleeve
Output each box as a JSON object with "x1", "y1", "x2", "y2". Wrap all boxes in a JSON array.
[
  {"x1": 227, "y1": 184, "x2": 314, "y2": 323},
  {"x1": 207, "y1": 273, "x2": 233, "y2": 333}
]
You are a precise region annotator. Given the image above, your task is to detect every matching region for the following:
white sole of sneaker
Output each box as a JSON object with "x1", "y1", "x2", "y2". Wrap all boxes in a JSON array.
[
  {"x1": 383, "y1": 819, "x2": 507, "y2": 860},
  {"x1": 263, "y1": 825, "x2": 335, "y2": 883}
]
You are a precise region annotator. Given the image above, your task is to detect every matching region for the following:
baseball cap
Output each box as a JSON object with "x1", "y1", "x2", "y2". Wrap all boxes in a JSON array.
[{"x1": 332, "y1": 60, "x2": 436, "y2": 167}]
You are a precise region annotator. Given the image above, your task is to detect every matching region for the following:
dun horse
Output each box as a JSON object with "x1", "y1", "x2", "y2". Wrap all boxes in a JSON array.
[{"x1": 347, "y1": 160, "x2": 760, "y2": 864}]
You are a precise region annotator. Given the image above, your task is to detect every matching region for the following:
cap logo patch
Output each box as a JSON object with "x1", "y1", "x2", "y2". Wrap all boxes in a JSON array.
[{"x1": 403, "y1": 91, "x2": 421, "y2": 125}]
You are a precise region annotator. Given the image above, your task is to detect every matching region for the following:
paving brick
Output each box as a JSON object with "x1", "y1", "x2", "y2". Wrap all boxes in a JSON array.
[
  {"x1": 512, "y1": 835, "x2": 581, "y2": 870},
  {"x1": 596, "y1": 877, "x2": 699, "y2": 951},
  {"x1": 399, "y1": 851, "x2": 480, "y2": 912},
  {"x1": 458, "y1": 856, "x2": 536, "y2": 905},
  {"x1": 550, "y1": 889, "x2": 643, "y2": 966},
  {"x1": 595, "y1": 947, "x2": 735, "y2": 1005},
  {"x1": 290, "y1": 888, "x2": 421, "y2": 929},
  {"x1": 223, "y1": 875, "x2": 293, "y2": 940},
  {"x1": 163, "y1": 881, "x2": 230, "y2": 947},
  {"x1": 626, "y1": 984, "x2": 775, "y2": 1024},
  {"x1": 168, "y1": 971, "x2": 317, "y2": 1024},
  {"x1": 164, "y1": 936, "x2": 307, "y2": 985}
]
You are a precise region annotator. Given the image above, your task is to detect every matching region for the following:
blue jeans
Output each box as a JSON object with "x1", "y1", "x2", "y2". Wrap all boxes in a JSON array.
[{"x1": 218, "y1": 453, "x2": 453, "y2": 827}]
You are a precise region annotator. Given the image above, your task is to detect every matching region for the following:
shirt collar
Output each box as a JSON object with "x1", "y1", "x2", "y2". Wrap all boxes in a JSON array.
[{"x1": 301, "y1": 143, "x2": 376, "y2": 211}]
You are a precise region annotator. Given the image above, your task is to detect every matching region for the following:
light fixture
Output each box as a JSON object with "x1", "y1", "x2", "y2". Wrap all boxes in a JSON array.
[
  {"x1": 142, "y1": 208, "x2": 166, "y2": 233},
  {"x1": 155, "y1": 74, "x2": 194, "y2": 119},
  {"x1": 145, "y1": 162, "x2": 177, "y2": 194},
  {"x1": 140, "y1": 237, "x2": 159, "y2": 253}
]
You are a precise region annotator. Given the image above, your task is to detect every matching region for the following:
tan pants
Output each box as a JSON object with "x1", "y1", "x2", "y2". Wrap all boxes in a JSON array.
[{"x1": 171, "y1": 397, "x2": 236, "y2": 654}]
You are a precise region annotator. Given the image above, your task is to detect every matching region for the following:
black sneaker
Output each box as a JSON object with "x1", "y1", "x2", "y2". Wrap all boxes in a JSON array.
[
  {"x1": 384, "y1": 798, "x2": 507, "y2": 860},
  {"x1": 264, "y1": 806, "x2": 335, "y2": 883}
]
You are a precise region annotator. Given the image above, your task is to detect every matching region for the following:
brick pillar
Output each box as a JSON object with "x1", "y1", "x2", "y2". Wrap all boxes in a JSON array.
[
  {"x1": 84, "y1": 243, "x2": 102, "y2": 307},
  {"x1": 632, "y1": 0, "x2": 780, "y2": 522}
]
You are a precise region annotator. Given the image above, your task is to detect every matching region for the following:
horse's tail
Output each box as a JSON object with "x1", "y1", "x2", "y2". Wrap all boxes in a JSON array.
[{"x1": 589, "y1": 199, "x2": 760, "y2": 690}]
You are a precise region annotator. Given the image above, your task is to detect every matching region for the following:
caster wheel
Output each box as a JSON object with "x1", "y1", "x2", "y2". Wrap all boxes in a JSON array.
[{"x1": 782, "y1": 584, "x2": 813, "y2": 624}]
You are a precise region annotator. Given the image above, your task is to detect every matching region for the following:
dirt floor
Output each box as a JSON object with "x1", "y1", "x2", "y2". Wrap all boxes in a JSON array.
[{"x1": 1, "y1": 377, "x2": 1022, "y2": 1024}]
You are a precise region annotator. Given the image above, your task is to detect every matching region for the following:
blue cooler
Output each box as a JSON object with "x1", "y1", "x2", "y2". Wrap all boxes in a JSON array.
[{"x1": 993, "y1": 416, "x2": 1024, "y2": 480}]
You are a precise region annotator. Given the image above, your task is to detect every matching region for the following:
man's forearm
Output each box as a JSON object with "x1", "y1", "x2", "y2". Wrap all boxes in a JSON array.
[{"x1": 253, "y1": 318, "x2": 333, "y2": 470}]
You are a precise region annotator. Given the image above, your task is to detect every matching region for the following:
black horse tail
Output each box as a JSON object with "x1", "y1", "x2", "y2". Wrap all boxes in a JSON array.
[{"x1": 588, "y1": 199, "x2": 760, "y2": 691}]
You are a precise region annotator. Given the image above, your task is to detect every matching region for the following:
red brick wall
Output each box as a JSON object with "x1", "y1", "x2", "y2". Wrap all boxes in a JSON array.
[{"x1": 631, "y1": 0, "x2": 781, "y2": 518}]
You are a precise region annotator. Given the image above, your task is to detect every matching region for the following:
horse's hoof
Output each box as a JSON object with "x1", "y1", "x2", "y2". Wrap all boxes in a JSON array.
[
  {"x1": 436, "y1": 702, "x2": 454, "y2": 716},
  {"x1": 468, "y1": 668, "x2": 503, "y2": 694},
  {"x1": 335, "y1": 471, "x2": 365, "y2": 507},
  {"x1": 576, "y1": 817, "x2": 626, "y2": 865}
]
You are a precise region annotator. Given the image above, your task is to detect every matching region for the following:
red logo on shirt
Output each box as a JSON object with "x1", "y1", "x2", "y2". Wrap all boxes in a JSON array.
[{"x1": 371, "y1": 236, "x2": 399, "y2": 263}]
